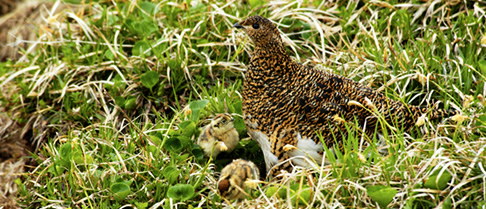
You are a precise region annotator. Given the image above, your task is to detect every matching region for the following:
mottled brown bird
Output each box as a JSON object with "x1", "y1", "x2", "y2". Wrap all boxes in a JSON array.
[
  {"x1": 197, "y1": 113, "x2": 239, "y2": 158},
  {"x1": 234, "y1": 16, "x2": 458, "y2": 175},
  {"x1": 217, "y1": 159, "x2": 260, "y2": 200}
]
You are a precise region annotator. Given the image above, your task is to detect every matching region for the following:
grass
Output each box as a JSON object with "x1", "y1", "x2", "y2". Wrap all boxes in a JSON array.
[{"x1": 1, "y1": 0, "x2": 485, "y2": 208}]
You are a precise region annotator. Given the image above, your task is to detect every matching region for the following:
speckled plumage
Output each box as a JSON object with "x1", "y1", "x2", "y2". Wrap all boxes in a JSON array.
[
  {"x1": 234, "y1": 16, "x2": 458, "y2": 175},
  {"x1": 197, "y1": 113, "x2": 239, "y2": 158},
  {"x1": 217, "y1": 159, "x2": 260, "y2": 200}
]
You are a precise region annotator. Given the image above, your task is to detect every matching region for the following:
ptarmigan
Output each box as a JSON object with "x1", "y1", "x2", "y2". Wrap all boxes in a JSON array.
[
  {"x1": 234, "y1": 15, "x2": 458, "y2": 175},
  {"x1": 197, "y1": 113, "x2": 239, "y2": 158},
  {"x1": 218, "y1": 159, "x2": 260, "y2": 200}
]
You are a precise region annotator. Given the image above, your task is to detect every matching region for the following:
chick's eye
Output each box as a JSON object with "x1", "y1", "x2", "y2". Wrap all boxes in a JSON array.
[{"x1": 252, "y1": 23, "x2": 260, "y2": 29}]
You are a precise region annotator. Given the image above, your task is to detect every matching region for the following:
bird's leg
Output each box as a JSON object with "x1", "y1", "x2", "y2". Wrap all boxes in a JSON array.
[
  {"x1": 216, "y1": 141, "x2": 228, "y2": 151},
  {"x1": 268, "y1": 128, "x2": 299, "y2": 177}
]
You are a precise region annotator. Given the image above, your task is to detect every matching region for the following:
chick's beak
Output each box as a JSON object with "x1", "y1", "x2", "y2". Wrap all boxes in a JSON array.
[{"x1": 233, "y1": 22, "x2": 244, "y2": 29}]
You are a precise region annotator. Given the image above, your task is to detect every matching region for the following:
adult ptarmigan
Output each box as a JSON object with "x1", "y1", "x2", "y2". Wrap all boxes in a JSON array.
[{"x1": 234, "y1": 15, "x2": 458, "y2": 176}]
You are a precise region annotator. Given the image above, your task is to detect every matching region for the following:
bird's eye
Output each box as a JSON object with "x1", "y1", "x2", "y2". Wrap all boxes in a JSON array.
[{"x1": 252, "y1": 23, "x2": 260, "y2": 29}]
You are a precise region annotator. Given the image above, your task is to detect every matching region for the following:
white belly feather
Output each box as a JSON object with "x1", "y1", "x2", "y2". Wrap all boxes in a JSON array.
[
  {"x1": 248, "y1": 130, "x2": 279, "y2": 171},
  {"x1": 249, "y1": 129, "x2": 326, "y2": 171},
  {"x1": 289, "y1": 133, "x2": 324, "y2": 168}
]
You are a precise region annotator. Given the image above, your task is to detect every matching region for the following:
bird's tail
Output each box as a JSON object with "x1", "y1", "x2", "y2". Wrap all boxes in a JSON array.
[{"x1": 412, "y1": 105, "x2": 459, "y2": 120}]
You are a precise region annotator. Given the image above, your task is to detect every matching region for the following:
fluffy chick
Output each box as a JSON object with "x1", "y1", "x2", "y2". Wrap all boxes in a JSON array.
[
  {"x1": 217, "y1": 159, "x2": 260, "y2": 200},
  {"x1": 197, "y1": 113, "x2": 239, "y2": 158}
]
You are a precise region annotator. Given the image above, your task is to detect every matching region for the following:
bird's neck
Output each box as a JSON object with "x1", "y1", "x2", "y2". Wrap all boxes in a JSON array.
[
  {"x1": 253, "y1": 40, "x2": 288, "y2": 58},
  {"x1": 251, "y1": 42, "x2": 296, "y2": 74}
]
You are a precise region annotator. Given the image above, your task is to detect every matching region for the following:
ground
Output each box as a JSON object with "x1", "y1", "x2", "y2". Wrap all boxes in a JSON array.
[{"x1": 0, "y1": 0, "x2": 485, "y2": 208}]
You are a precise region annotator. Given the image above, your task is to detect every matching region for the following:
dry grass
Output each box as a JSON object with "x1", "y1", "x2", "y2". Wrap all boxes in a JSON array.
[{"x1": 0, "y1": 0, "x2": 485, "y2": 208}]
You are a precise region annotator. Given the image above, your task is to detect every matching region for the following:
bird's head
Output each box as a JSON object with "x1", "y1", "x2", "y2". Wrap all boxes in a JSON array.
[
  {"x1": 234, "y1": 15, "x2": 282, "y2": 48},
  {"x1": 211, "y1": 113, "x2": 235, "y2": 133}
]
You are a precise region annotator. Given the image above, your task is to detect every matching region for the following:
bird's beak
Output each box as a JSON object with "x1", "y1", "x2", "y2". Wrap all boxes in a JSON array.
[{"x1": 233, "y1": 22, "x2": 244, "y2": 29}]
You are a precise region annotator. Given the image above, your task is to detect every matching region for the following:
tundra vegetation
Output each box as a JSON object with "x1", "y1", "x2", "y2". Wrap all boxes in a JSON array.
[{"x1": 0, "y1": 0, "x2": 485, "y2": 208}]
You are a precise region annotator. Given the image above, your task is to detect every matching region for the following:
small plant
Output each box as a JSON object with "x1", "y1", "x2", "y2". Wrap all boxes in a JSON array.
[
  {"x1": 367, "y1": 185, "x2": 398, "y2": 208},
  {"x1": 167, "y1": 184, "x2": 195, "y2": 201},
  {"x1": 0, "y1": 0, "x2": 483, "y2": 208}
]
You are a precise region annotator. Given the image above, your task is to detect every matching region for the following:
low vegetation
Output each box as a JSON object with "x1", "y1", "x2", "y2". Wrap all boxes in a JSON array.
[{"x1": 1, "y1": 0, "x2": 485, "y2": 208}]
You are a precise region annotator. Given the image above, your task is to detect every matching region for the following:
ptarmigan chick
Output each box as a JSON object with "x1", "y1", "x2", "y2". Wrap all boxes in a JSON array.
[
  {"x1": 197, "y1": 113, "x2": 239, "y2": 158},
  {"x1": 217, "y1": 159, "x2": 260, "y2": 200},
  {"x1": 234, "y1": 16, "x2": 459, "y2": 175}
]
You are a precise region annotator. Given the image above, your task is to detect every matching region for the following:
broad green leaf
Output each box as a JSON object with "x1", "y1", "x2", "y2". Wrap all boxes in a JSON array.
[
  {"x1": 129, "y1": 19, "x2": 158, "y2": 37},
  {"x1": 476, "y1": 115, "x2": 486, "y2": 132},
  {"x1": 179, "y1": 120, "x2": 193, "y2": 128},
  {"x1": 233, "y1": 117, "x2": 246, "y2": 135},
  {"x1": 132, "y1": 40, "x2": 151, "y2": 56},
  {"x1": 167, "y1": 184, "x2": 194, "y2": 201},
  {"x1": 248, "y1": 0, "x2": 264, "y2": 7},
  {"x1": 191, "y1": 146, "x2": 204, "y2": 161},
  {"x1": 367, "y1": 185, "x2": 397, "y2": 208},
  {"x1": 59, "y1": 143, "x2": 74, "y2": 168},
  {"x1": 190, "y1": 109, "x2": 201, "y2": 122},
  {"x1": 175, "y1": 154, "x2": 190, "y2": 162},
  {"x1": 104, "y1": 50, "x2": 114, "y2": 60},
  {"x1": 14, "y1": 178, "x2": 22, "y2": 185},
  {"x1": 111, "y1": 182, "x2": 131, "y2": 201},
  {"x1": 124, "y1": 97, "x2": 137, "y2": 110},
  {"x1": 424, "y1": 170, "x2": 452, "y2": 190},
  {"x1": 149, "y1": 135, "x2": 161, "y2": 146},
  {"x1": 164, "y1": 137, "x2": 182, "y2": 153},
  {"x1": 479, "y1": 60, "x2": 486, "y2": 74},
  {"x1": 180, "y1": 121, "x2": 196, "y2": 137},
  {"x1": 188, "y1": 99, "x2": 209, "y2": 121},
  {"x1": 189, "y1": 99, "x2": 209, "y2": 111},
  {"x1": 178, "y1": 136, "x2": 192, "y2": 149},
  {"x1": 134, "y1": 202, "x2": 148, "y2": 209},
  {"x1": 113, "y1": 75, "x2": 126, "y2": 91},
  {"x1": 107, "y1": 15, "x2": 118, "y2": 26},
  {"x1": 59, "y1": 143, "x2": 73, "y2": 161},
  {"x1": 141, "y1": 20, "x2": 158, "y2": 36},
  {"x1": 147, "y1": 145, "x2": 158, "y2": 158},
  {"x1": 289, "y1": 183, "x2": 312, "y2": 206},
  {"x1": 265, "y1": 186, "x2": 279, "y2": 197},
  {"x1": 232, "y1": 101, "x2": 243, "y2": 115},
  {"x1": 114, "y1": 178, "x2": 132, "y2": 185},
  {"x1": 163, "y1": 166, "x2": 180, "y2": 184},
  {"x1": 73, "y1": 151, "x2": 93, "y2": 164},
  {"x1": 141, "y1": 71, "x2": 159, "y2": 89},
  {"x1": 114, "y1": 96, "x2": 125, "y2": 107},
  {"x1": 140, "y1": 2, "x2": 156, "y2": 15},
  {"x1": 277, "y1": 186, "x2": 287, "y2": 198}
]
